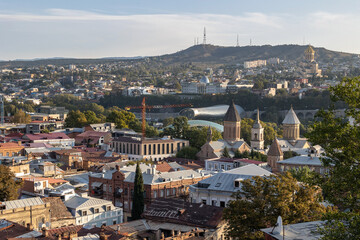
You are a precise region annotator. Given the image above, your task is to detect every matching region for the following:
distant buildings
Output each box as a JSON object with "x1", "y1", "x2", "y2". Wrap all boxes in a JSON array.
[
  {"x1": 181, "y1": 76, "x2": 227, "y2": 94},
  {"x1": 244, "y1": 59, "x2": 267, "y2": 69}
]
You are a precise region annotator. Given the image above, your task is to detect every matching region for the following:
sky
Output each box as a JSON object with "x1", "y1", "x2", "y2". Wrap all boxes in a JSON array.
[{"x1": 1, "y1": 0, "x2": 360, "y2": 60}]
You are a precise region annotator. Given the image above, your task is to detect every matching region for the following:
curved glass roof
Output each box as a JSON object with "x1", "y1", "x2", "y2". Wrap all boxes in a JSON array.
[
  {"x1": 179, "y1": 104, "x2": 245, "y2": 119},
  {"x1": 167, "y1": 120, "x2": 224, "y2": 132}
]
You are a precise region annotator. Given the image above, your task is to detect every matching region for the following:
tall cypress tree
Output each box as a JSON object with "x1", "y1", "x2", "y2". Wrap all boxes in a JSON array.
[{"x1": 131, "y1": 162, "x2": 144, "y2": 220}]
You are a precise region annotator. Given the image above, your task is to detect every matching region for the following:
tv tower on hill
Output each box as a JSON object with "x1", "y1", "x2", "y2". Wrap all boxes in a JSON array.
[
  {"x1": 236, "y1": 34, "x2": 239, "y2": 47},
  {"x1": 203, "y1": 27, "x2": 206, "y2": 45}
]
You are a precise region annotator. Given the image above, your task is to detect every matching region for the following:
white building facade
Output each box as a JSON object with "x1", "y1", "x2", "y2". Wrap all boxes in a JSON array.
[
  {"x1": 64, "y1": 196, "x2": 123, "y2": 228},
  {"x1": 189, "y1": 164, "x2": 272, "y2": 207}
]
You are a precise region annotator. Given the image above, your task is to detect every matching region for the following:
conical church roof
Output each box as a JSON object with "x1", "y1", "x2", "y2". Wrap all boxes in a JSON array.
[
  {"x1": 267, "y1": 138, "x2": 283, "y2": 156},
  {"x1": 282, "y1": 106, "x2": 300, "y2": 125},
  {"x1": 224, "y1": 101, "x2": 241, "y2": 122}
]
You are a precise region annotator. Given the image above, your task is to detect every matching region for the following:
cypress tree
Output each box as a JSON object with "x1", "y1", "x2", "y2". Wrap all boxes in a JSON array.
[
  {"x1": 222, "y1": 147, "x2": 231, "y2": 158},
  {"x1": 131, "y1": 162, "x2": 144, "y2": 220}
]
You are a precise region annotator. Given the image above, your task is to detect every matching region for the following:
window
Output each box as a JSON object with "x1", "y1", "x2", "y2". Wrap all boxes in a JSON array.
[
  {"x1": 212, "y1": 200, "x2": 217, "y2": 206},
  {"x1": 166, "y1": 189, "x2": 170, "y2": 196},
  {"x1": 173, "y1": 188, "x2": 176, "y2": 195},
  {"x1": 220, "y1": 201, "x2": 225, "y2": 207},
  {"x1": 221, "y1": 165, "x2": 225, "y2": 170},
  {"x1": 202, "y1": 199, "x2": 207, "y2": 205},
  {"x1": 160, "y1": 189, "x2": 164, "y2": 197},
  {"x1": 95, "y1": 208, "x2": 99, "y2": 213},
  {"x1": 113, "y1": 220, "x2": 117, "y2": 225},
  {"x1": 234, "y1": 181, "x2": 240, "y2": 188},
  {"x1": 82, "y1": 210, "x2": 87, "y2": 216},
  {"x1": 124, "y1": 188, "x2": 128, "y2": 195},
  {"x1": 107, "y1": 206, "x2": 111, "y2": 211},
  {"x1": 153, "y1": 190, "x2": 158, "y2": 198},
  {"x1": 215, "y1": 183, "x2": 221, "y2": 187}
]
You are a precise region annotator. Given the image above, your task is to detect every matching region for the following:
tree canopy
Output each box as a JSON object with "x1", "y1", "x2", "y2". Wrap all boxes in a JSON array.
[
  {"x1": 223, "y1": 172, "x2": 327, "y2": 239},
  {"x1": 12, "y1": 109, "x2": 31, "y2": 123},
  {"x1": 307, "y1": 76, "x2": 360, "y2": 238},
  {"x1": 0, "y1": 165, "x2": 23, "y2": 201}
]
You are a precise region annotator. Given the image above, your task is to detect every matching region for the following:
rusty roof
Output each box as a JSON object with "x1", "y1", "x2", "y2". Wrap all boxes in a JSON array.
[
  {"x1": 143, "y1": 198, "x2": 223, "y2": 229},
  {"x1": 42, "y1": 197, "x2": 74, "y2": 221}
]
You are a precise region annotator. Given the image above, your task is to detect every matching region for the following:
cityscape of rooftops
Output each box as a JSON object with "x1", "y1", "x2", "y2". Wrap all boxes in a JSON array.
[{"x1": 0, "y1": 1, "x2": 359, "y2": 239}]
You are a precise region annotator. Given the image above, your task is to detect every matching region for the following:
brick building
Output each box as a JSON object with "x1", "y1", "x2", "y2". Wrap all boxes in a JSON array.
[
  {"x1": 89, "y1": 163, "x2": 210, "y2": 221},
  {"x1": 0, "y1": 141, "x2": 24, "y2": 157}
]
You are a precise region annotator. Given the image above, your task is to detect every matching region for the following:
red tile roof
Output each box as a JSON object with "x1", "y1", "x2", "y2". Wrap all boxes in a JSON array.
[{"x1": 24, "y1": 133, "x2": 71, "y2": 141}]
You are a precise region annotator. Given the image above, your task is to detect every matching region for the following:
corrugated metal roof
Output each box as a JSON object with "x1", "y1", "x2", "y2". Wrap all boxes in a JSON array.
[
  {"x1": 64, "y1": 196, "x2": 112, "y2": 209},
  {"x1": 4, "y1": 197, "x2": 44, "y2": 209},
  {"x1": 194, "y1": 164, "x2": 272, "y2": 193},
  {"x1": 278, "y1": 156, "x2": 322, "y2": 166}
]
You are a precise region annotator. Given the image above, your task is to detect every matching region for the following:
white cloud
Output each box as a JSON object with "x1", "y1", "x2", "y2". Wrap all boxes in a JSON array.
[{"x1": 0, "y1": 9, "x2": 359, "y2": 59}]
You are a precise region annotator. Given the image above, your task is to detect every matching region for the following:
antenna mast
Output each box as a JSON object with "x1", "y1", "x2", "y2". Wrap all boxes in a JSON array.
[
  {"x1": 203, "y1": 27, "x2": 206, "y2": 45},
  {"x1": 237, "y1": 34, "x2": 239, "y2": 47}
]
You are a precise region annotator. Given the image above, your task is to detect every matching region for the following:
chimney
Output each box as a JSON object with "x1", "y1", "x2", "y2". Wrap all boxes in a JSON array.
[
  {"x1": 26, "y1": 223, "x2": 33, "y2": 231},
  {"x1": 116, "y1": 165, "x2": 120, "y2": 172}
]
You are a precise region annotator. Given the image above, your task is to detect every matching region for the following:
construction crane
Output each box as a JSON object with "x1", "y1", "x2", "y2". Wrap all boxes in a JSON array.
[{"x1": 125, "y1": 97, "x2": 192, "y2": 138}]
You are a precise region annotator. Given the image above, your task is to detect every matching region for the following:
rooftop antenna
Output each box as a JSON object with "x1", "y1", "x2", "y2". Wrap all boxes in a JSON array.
[
  {"x1": 236, "y1": 34, "x2": 239, "y2": 47},
  {"x1": 197, "y1": 37, "x2": 199, "y2": 45},
  {"x1": 203, "y1": 27, "x2": 206, "y2": 45},
  {"x1": 303, "y1": 36, "x2": 305, "y2": 45},
  {"x1": 194, "y1": 38, "x2": 196, "y2": 46},
  {"x1": 250, "y1": 38, "x2": 252, "y2": 46}
]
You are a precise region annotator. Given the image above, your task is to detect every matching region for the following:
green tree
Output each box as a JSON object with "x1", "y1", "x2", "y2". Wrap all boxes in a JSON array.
[
  {"x1": 106, "y1": 110, "x2": 136, "y2": 129},
  {"x1": 65, "y1": 110, "x2": 87, "y2": 128},
  {"x1": 283, "y1": 151, "x2": 300, "y2": 159},
  {"x1": 223, "y1": 172, "x2": 327, "y2": 239},
  {"x1": 222, "y1": 147, "x2": 231, "y2": 158},
  {"x1": 163, "y1": 117, "x2": 174, "y2": 127},
  {"x1": 288, "y1": 166, "x2": 319, "y2": 186},
  {"x1": 307, "y1": 76, "x2": 360, "y2": 237},
  {"x1": 131, "y1": 162, "x2": 144, "y2": 220},
  {"x1": 12, "y1": 109, "x2": 31, "y2": 123},
  {"x1": 84, "y1": 110, "x2": 101, "y2": 124},
  {"x1": 175, "y1": 146, "x2": 198, "y2": 160},
  {"x1": 0, "y1": 165, "x2": 23, "y2": 201}
]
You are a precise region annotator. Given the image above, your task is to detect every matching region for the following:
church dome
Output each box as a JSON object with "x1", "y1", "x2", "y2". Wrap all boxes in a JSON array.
[
  {"x1": 200, "y1": 76, "x2": 210, "y2": 84},
  {"x1": 282, "y1": 107, "x2": 301, "y2": 125},
  {"x1": 305, "y1": 45, "x2": 315, "y2": 54}
]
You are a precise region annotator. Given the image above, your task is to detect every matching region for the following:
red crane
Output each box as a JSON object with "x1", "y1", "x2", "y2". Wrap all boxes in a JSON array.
[{"x1": 125, "y1": 97, "x2": 192, "y2": 138}]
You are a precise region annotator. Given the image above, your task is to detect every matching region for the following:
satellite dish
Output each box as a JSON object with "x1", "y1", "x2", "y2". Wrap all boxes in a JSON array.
[
  {"x1": 119, "y1": 188, "x2": 123, "y2": 193},
  {"x1": 119, "y1": 203, "x2": 123, "y2": 207}
]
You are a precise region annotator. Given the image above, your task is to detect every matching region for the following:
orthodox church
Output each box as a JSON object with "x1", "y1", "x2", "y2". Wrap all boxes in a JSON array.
[
  {"x1": 196, "y1": 101, "x2": 250, "y2": 160},
  {"x1": 298, "y1": 45, "x2": 322, "y2": 78},
  {"x1": 276, "y1": 106, "x2": 310, "y2": 154}
]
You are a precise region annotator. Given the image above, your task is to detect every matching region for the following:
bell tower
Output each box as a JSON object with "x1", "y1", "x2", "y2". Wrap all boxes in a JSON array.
[
  {"x1": 251, "y1": 109, "x2": 264, "y2": 150},
  {"x1": 223, "y1": 101, "x2": 241, "y2": 142}
]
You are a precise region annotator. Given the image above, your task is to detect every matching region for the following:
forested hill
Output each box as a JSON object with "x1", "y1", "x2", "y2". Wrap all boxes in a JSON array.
[
  {"x1": 154, "y1": 44, "x2": 355, "y2": 65},
  {"x1": 0, "y1": 44, "x2": 355, "y2": 68}
]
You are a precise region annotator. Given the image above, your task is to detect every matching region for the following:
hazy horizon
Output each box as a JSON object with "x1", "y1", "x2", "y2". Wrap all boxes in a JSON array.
[{"x1": 1, "y1": 0, "x2": 360, "y2": 60}]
